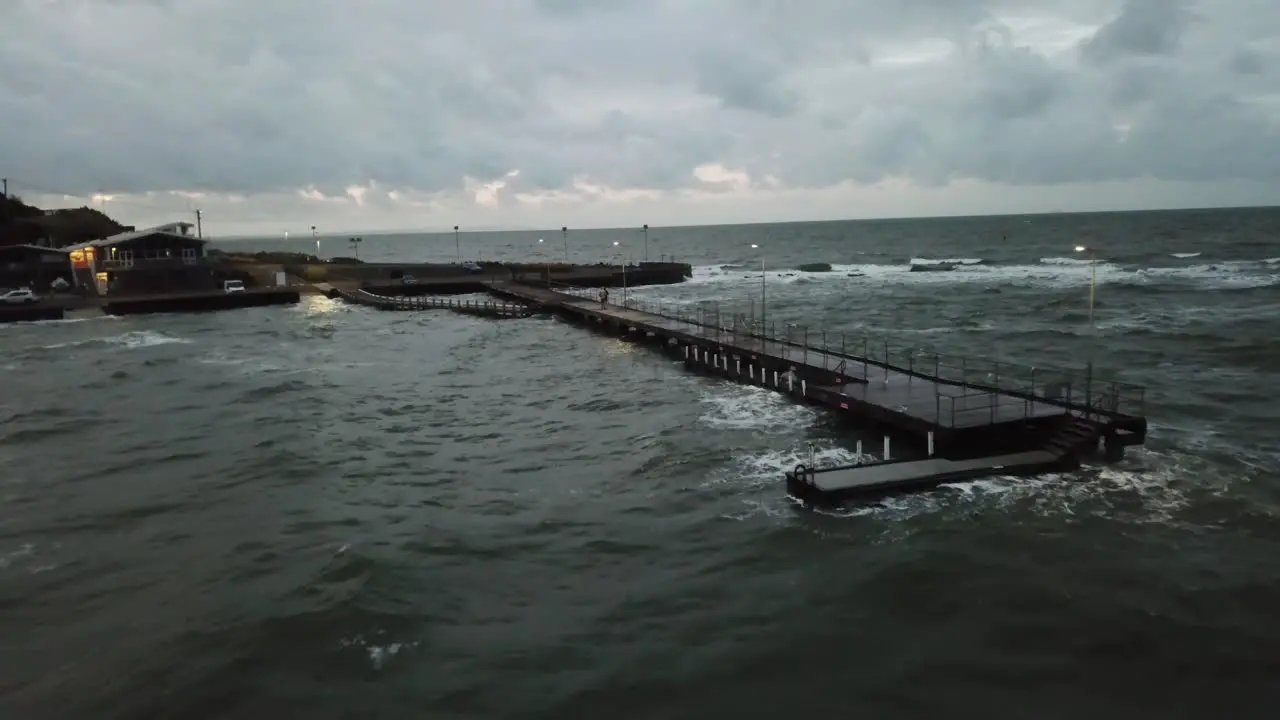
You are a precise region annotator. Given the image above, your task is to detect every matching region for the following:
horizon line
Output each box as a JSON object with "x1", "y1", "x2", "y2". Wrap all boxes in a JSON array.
[{"x1": 205, "y1": 202, "x2": 1280, "y2": 241}]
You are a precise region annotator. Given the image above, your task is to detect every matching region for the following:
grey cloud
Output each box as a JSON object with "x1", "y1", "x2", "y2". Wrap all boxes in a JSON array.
[
  {"x1": 694, "y1": 52, "x2": 800, "y2": 117},
  {"x1": 1230, "y1": 49, "x2": 1264, "y2": 74},
  {"x1": 1, "y1": 0, "x2": 1278, "y2": 204},
  {"x1": 1081, "y1": 0, "x2": 1196, "y2": 63}
]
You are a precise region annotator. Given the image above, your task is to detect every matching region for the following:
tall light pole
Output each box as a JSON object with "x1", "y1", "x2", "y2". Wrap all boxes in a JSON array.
[
  {"x1": 562, "y1": 226, "x2": 569, "y2": 263},
  {"x1": 311, "y1": 225, "x2": 318, "y2": 255},
  {"x1": 751, "y1": 243, "x2": 765, "y2": 331},
  {"x1": 537, "y1": 237, "x2": 547, "y2": 286},
  {"x1": 454, "y1": 225, "x2": 461, "y2": 262},
  {"x1": 613, "y1": 240, "x2": 628, "y2": 306},
  {"x1": 1075, "y1": 244, "x2": 1097, "y2": 416},
  {"x1": 1074, "y1": 244, "x2": 1096, "y2": 327},
  {"x1": 642, "y1": 224, "x2": 649, "y2": 262}
]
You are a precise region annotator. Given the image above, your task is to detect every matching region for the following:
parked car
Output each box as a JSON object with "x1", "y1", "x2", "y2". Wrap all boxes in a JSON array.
[
  {"x1": 461, "y1": 261, "x2": 483, "y2": 274},
  {"x1": 223, "y1": 280, "x2": 246, "y2": 294},
  {"x1": 402, "y1": 274, "x2": 417, "y2": 285},
  {"x1": 0, "y1": 288, "x2": 38, "y2": 304}
]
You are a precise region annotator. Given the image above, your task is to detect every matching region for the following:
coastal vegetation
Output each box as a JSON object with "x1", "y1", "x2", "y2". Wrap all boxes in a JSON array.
[{"x1": 0, "y1": 195, "x2": 128, "y2": 247}]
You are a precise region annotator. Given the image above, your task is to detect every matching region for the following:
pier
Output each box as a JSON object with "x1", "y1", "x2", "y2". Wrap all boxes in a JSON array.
[
  {"x1": 334, "y1": 287, "x2": 533, "y2": 319},
  {"x1": 335, "y1": 277, "x2": 1149, "y2": 505}
]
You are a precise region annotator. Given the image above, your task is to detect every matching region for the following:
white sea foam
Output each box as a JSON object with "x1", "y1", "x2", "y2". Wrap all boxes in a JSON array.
[
  {"x1": 338, "y1": 634, "x2": 419, "y2": 670},
  {"x1": 697, "y1": 385, "x2": 818, "y2": 433},
  {"x1": 651, "y1": 258, "x2": 1278, "y2": 296},
  {"x1": 1170, "y1": 252, "x2": 1201, "y2": 258},
  {"x1": 105, "y1": 330, "x2": 190, "y2": 349},
  {"x1": 710, "y1": 443, "x2": 865, "y2": 492},
  {"x1": 37, "y1": 330, "x2": 190, "y2": 351}
]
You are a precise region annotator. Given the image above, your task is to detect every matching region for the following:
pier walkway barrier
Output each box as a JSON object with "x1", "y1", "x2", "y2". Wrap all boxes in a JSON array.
[
  {"x1": 485, "y1": 280, "x2": 1149, "y2": 504},
  {"x1": 335, "y1": 287, "x2": 533, "y2": 319}
]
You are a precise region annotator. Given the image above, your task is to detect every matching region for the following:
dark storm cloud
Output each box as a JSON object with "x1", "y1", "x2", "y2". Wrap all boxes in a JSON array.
[{"x1": 0, "y1": 0, "x2": 1277, "y2": 200}]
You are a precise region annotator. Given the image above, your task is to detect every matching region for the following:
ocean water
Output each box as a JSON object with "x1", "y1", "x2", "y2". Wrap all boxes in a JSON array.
[{"x1": 2, "y1": 208, "x2": 1279, "y2": 718}]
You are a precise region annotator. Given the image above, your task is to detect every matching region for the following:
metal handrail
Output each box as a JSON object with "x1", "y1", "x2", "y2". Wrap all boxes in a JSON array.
[{"x1": 547, "y1": 284, "x2": 1145, "y2": 418}]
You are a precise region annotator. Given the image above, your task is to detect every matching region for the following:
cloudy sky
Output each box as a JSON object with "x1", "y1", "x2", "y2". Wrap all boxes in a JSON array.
[{"x1": 2, "y1": 0, "x2": 1278, "y2": 236}]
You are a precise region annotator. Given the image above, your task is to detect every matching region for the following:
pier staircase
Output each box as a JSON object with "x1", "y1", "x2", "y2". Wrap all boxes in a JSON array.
[{"x1": 1038, "y1": 414, "x2": 1102, "y2": 465}]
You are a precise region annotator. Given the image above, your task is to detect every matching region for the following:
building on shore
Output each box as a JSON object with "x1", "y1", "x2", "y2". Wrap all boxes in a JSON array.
[
  {"x1": 0, "y1": 244, "x2": 73, "y2": 291},
  {"x1": 66, "y1": 222, "x2": 212, "y2": 295}
]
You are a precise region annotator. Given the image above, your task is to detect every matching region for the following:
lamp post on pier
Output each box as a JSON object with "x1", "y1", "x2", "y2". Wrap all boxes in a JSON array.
[
  {"x1": 537, "y1": 237, "x2": 548, "y2": 286},
  {"x1": 562, "y1": 226, "x2": 569, "y2": 263},
  {"x1": 1075, "y1": 243, "x2": 1097, "y2": 417},
  {"x1": 751, "y1": 243, "x2": 766, "y2": 332},
  {"x1": 613, "y1": 240, "x2": 628, "y2": 306},
  {"x1": 1074, "y1": 244, "x2": 1097, "y2": 328},
  {"x1": 454, "y1": 225, "x2": 461, "y2": 262},
  {"x1": 642, "y1": 224, "x2": 649, "y2": 262},
  {"x1": 311, "y1": 225, "x2": 318, "y2": 255}
]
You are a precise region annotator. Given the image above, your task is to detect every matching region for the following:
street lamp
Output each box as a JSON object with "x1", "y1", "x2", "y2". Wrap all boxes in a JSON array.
[
  {"x1": 751, "y1": 243, "x2": 766, "y2": 331},
  {"x1": 562, "y1": 226, "x2": 569, "y2": 263},
  {"x1": 1074, "y1": 244, "x2": 1096, "y2": 327},
  {"x1": 642, "y1": 224, "x2": 649, "y2": 262},
  {"x1": 349, "y1": 236, "x2": 363, "y2": 259},
  {"x1": 311, "y1": 225, "x2": 318, "y2": 255},
  {"x1": 1075, "y1": 244, "x2": 1097, "y2": 417},
  {"x1": 612, "y1": 240, "x2": 628, "y2": 306},
  {"x1": 537, "y1": 237, "x2": 548, "y2": 286},
  {"x1": 454, "y1": 225, "x2": 461, "y2": 262}
]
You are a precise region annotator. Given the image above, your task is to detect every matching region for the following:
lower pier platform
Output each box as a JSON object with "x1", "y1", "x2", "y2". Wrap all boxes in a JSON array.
[{"x1": 786, "y1": 450, "x2": 1066, "y2": 506}]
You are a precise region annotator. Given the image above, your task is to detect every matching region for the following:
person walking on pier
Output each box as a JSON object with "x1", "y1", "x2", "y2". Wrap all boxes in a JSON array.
[{"x1": 599, "y1": 287, "x2": 609, "y2": 307}]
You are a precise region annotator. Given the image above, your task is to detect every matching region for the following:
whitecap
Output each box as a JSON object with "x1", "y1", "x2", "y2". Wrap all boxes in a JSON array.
[
  {"x1": 908, "y1": 257, "x2": 984, "y2": 265},
  {"x1": 1039, "y1": 256, "x2": 1096, "y2": 266}
]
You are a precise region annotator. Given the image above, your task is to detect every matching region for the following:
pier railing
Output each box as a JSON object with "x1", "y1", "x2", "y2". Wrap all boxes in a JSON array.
[
  {"x1": 354, "y1": 289, "x2": 532, "y2": 318},
  {"x1": 552, "y1": 284, "x2": 1145, "y2": 419}
]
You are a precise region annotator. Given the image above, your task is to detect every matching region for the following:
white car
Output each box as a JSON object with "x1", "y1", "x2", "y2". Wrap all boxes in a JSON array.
[
  {"x1": 461, "y1": 261, "x2": 483, "y2": 274},
  {"x1": 0, "y1": 288, "x2": 38, "y2": 304},
  {"x1": 223, "y1": 280, "x2": 246, "y2": 294}
]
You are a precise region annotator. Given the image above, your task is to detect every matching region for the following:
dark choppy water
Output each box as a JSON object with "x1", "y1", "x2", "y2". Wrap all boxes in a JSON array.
[{"x1": 3, "y1": 208, "x2": 1280, "y2": 718}]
